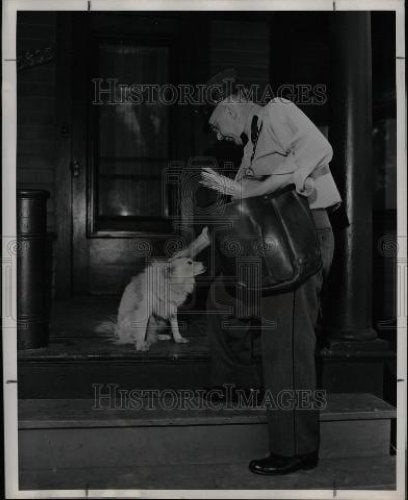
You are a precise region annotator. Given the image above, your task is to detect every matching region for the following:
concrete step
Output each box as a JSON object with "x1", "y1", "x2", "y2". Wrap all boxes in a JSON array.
[{"x1": 19, "y1": 393, "x2": 395, "y2": 473}]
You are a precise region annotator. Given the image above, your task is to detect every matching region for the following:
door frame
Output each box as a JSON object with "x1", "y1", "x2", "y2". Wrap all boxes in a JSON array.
[
  {"x1": 54, "y1": 12, "x2": 209, "y2": 297},
  {"x1": 54, "y1": 12, "x2": 74, "y2": 299}
]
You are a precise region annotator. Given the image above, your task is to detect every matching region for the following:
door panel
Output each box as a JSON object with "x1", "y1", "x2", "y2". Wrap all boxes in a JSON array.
[{"x1": 71, "y1": 13, "x2": 198, "y2": 295}]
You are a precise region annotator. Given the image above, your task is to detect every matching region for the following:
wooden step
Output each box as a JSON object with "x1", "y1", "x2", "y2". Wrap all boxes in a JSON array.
[
  {"x1": 17, "y1": 335, "x2": 396, "y2": 398},
  {"x1": 19, "y1": 393, "x2": 395, "y2": 472},
  {"x1": 18, "y1": 298, "x2": 395, "y2": 398},
  {"x1": 17, "y1": 339, "x2": 212, "y2": 398},
  {"x1": 20, "y1": 456, "x2": 397, "y2": 491},
  {"x1": 17, "y1": 299, "x2": 214, "y2": 397}
]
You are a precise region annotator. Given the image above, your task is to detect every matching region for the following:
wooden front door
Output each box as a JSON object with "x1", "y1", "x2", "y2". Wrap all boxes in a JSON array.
[{"x1": 70, "y1": 13, "x2": 200, "y2": 295}]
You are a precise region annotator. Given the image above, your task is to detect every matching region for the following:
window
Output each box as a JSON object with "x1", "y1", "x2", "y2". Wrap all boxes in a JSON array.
[{"x1": 92, "y1": 42, "x2": 173, "y2": 234}]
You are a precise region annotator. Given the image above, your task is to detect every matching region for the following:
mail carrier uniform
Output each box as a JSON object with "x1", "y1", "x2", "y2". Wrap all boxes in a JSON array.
[{"x1": 206, "y1": 98, "x2": 341, "y2": 457}]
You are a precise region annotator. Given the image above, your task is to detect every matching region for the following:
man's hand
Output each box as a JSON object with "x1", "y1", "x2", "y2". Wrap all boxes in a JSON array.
[
  {"x1": 172, "y1": 227, "x2": 211, "y2": 259},
  {"x1": 193, "y1": 226, "x2": 211, "y2": 251},
  {"x1": 200, "y1": 168, "x2": 243, "y2": 197},
  {"x1": 200, "y1": 168, "x2": 314, "y2": 200},
  {"x1": 296, "y1": 177, "x2": 315, "y2": 197}
]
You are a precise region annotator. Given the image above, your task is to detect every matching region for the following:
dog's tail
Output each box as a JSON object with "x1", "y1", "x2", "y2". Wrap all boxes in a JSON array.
[
  {"x1": 94, "y1": 317, "x2": 116, "y2": 334},
  {"x1": 157, "y1": 333, "x2": 171, "y2": 340},
  {"x1": 96, "y1": 319, "x2": 130, "y2": 344}
]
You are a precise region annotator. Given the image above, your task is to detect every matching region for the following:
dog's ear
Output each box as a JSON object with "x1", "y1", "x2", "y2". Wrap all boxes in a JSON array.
[
  {"x1": 169, "y1": 254, "x2": 185, "y2": 264},
  {"x1": 165, "y1": 261, "x2": 174, "y2": 277}
]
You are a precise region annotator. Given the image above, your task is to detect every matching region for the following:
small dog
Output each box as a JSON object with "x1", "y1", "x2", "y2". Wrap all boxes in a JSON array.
[
  {"x1": 96, "y1": 227, "x2": 210, "y2": 351},
  {"x1": 115, "y1": 256, "x2": 206, "y2": 351}
]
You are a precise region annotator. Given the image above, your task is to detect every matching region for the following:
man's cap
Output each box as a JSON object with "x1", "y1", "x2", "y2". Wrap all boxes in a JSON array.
[
  {"x1": 205, "y1": 67, "x2": 237, "y2": 90},
  {"x1": 193, "y1": 67, "x2": 238, "y2": 119}
]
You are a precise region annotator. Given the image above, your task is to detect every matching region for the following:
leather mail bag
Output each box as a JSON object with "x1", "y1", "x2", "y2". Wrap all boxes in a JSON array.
[{"x1": 213, "y1": 186, "x2": 322, "y2": 296}]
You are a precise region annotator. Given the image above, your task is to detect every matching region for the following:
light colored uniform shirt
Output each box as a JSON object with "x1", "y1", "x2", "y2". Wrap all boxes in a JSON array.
[{"x1": 235, "y1": 98, "x2": 342, "y2": 210}]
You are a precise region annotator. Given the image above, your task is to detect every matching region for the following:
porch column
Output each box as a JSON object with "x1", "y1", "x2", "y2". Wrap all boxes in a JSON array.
[{"x1": 325, "y1": 12, "x2": 377, "y2": 341}]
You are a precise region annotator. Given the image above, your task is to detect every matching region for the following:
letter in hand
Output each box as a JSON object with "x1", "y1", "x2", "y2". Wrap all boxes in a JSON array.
[{"x1": 200, "y1": 168, "x2": 243, "y2": 197}]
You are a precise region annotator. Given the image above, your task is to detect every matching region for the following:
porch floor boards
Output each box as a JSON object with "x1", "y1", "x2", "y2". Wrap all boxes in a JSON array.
[{"x1": 18, "y1": 297, "x2": 212, "y2": 361}]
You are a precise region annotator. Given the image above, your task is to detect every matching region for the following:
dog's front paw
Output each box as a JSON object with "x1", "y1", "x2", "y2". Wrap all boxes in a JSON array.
[
  {"x1": 135, "y1": 340, "x2": 150, "y2": 352},
  {"x1": 174, "y1": 337, "x2": 189, "y2": 344}
]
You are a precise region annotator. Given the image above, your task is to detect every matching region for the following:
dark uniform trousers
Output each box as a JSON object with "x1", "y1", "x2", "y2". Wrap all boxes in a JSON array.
[{"x1": 206, "y1": 211, "x2": 334, "y2": 457}]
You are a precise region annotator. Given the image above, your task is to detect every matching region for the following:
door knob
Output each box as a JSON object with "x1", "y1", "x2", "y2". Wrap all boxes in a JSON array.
[{"x1": 70, "y1": 160, "x2": 81, "y2": 177}]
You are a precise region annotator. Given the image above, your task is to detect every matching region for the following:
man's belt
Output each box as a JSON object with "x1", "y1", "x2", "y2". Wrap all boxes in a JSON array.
[{"x1": 243, "y1": 163, "x2": 330, "y2": 181}]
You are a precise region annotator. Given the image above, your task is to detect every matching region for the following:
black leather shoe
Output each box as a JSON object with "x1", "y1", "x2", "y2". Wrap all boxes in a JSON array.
[{"x1": 249, "y1": 450, "x2": 319, "y2": 475}]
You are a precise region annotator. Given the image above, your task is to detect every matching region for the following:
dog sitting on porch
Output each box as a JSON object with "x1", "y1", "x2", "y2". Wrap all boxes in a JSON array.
[
  {"x1": 115, "y1": 254, "x2": 206, "y2": 351},
  {"x1": 98, "y1": 227, "x2": 210, "y2": 351}
]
